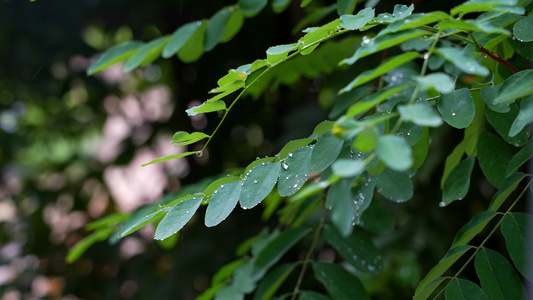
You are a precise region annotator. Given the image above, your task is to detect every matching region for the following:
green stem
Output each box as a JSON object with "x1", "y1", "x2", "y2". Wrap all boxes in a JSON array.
[
  {"x1": 432, "y1": 179, "x2": 533, "y2": 299},
  {"x1": 291, "y1": 217, "x2": 325, "y2": 300}
]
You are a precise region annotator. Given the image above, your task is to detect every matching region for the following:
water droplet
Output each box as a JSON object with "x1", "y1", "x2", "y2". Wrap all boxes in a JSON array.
[
  {"x1": 423, "y1": 52, "x2": 429, "y2": 60},
  {"x1": 439, "y1": 201, "x2": 446, "y2": 207},
  {"x1": 452, "y1": 112, "x2": 456, "y2": 116},
  {"x1": 196, "y1": 151, "x2": 203, "y2": 157},
  {"x1": 362, "y1": 36, "x2": 371, "y2": 45},
  {"x1": 293, "y1": 184, "x2": 298, "y2": 188},
  {"x1": 214, "y1": 190, "x2": 218, "y2": 194},
  {"x1": 220, "y1": 185, "x2": 224, "y2": 188},
  {"x1": 253, "y1": 179, "x2": 258, "y2": 184},
  {"x1": 289, "y1": 153, "x2": 293, "y2": 157},
  {"x1": 261, "y1": 162, "x2": 265, "y2": 165},
  {"x1": 285, "y1": 176, "x2": 290, "y2": 180},
  {"x1": 282, "y1": 163, "x2": 289, "y2": 170},
  {"x1": 186, "y1": 210, "x2": 189, "y2": 214}
]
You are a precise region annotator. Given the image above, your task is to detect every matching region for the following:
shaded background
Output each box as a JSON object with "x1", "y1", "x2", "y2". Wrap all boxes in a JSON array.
[{"x1": 0, "y1": 0, "x2": 520, "y2": 299}]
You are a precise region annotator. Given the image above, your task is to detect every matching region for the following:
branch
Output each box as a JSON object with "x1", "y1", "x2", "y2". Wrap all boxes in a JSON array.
[{"x1": 479, "y1": 45, "x2": 519, "y2": 74}]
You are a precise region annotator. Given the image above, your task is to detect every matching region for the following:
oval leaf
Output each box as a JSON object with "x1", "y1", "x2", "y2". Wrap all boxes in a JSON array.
[
  {"x1": 493, "y1": 69, "x2": 533, "y2": 104},
  {"x1": 312, "y1": 262, "x2": 370, "y2": 300},
  {"x1": 435, "y1": 47, "x2": 489, "y2": 76},
  {"x1": 278, "y1": 146, "x2": 313, "y2": 197},
  {"x1": 377, "y1": 135, "x2": 412, "y2": 171},
  {"x1": 331, "y1": 158, "x2": 365, "y2": 178},
  {"x1": 513, "y1": 15, "x2": 533, "y2": 42},
  {"x1": 154, "y1": 196, "x2": 203, "y2": 240},
  {"x1": 438, "y1": 88, "x2": 475, "y2": 129},
  {"x1": 340, "y1": 7, "x2": 375, "y2": 30},
  {"x1": 87, "y1": 41, "x2": 143, "y2": 75},
  {"x1": 417, "y1": 72, "x2": 455, "y2": 94},
  {"x1": 238, "y1": 0, "x2": 267, "y2": 16},
  {"x1": 205, "y1": 7, "x2": 233, "y2": 52},
  {"x1": 205, "y1": 180, "x2": 242, "y2": 227},
  {"x1": 501, "y1": 212, "x2": 533, "y2": 281},
  {"x1": 162, "y1": 21, "x2": 201, "y2": 58},
  {"x1": 240, "y1": 162, "x2": 281, "y2": 209},
  {"x1": 311, "y1": 131, "x2": 344, "y2": 172},
  {"x1": 374, "y1": 168, "x2": 413, "y2": 202},
  {"x1": 441, "y1": 156, "x2": 475, "y2": 206},
  {"x1": 399, "y1": 103, "x2": 443, "y2": 127},
  {"x1": 124, "y1": 36, "x2": 169, "y2": 72},
  {"x1": 445, "y1": 278, "x2": 488, "y2": 300},
  {"x1": 186, "y1": 100, "x2": 227, "y2": 116}
]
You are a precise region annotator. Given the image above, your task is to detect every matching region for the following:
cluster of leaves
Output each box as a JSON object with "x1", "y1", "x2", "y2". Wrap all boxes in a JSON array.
[{"x1": 72, "y1": 0, "x2": 533, "y2": 299}]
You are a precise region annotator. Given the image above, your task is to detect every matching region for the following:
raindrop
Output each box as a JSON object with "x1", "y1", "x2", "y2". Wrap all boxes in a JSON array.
[
  {"x1": 220, "y1": 185, "x2": 224, "y2": 188},
  {"x1": 255, "y1": 157, "x2": 260, "y2": 160},
  {"x1": 186, "y1": 210, "x2": 189, "y2": 214},
  {"x1": 253, "y1": 179, "x2": 258, "y2": 184},
  {"x1": 423, "y1": 52, "x2": 429, "y2": 60},
  {"x1": 293, "y1": 184, "x2": 298, "y2": 188},
  {"x1": 452, "y1": 112, "x2": 456, "y2": 116},
  {"x1": 285, "y1": 176, "x2": 290, "y2": 180},
  {"x1": 196, "y1": 151, "x2": 203, "y2": 157},
  {"x1": 362, "y1": 36, "x2": 371, "y2": 45},
  {"x1": 439, "y1": 201, "x2": 446, "y2": 207},
  {"x1": 214, "y1": 190, "x2": 218, "y2": 194},
  {"x1": 289, "y1": 153, "x2": 293, "y2": 157},
  {"x1": 261, "y1": 162, "x2": 265, "y2": 165},
  {"x1": 282, "y1": 163, "x2": 289, "y2": 170}
]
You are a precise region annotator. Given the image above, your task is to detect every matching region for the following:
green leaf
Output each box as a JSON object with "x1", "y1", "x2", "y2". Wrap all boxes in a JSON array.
[
  {"x1": 205, "y1": 180, "x2": 242, "y2": 227},
  {"x1": 374, "y1": 168, "x2": 413, "y2": 202},
  {"x1": 186, "y1": 100, "x2": 227, "y2": 116},
  {"x1": 451, "y1": 0, "x2": 520, "y2": 16},
  {"x1": 353, "y1": 126, "x2": 379, "y2": 153},
  {"x1": 215, "y1": 284, "x2": 244, "y2": 300},
  {"x1": 141, "y1": 151, "x2": 197, "y2": 167},
  {"x1": 298, "y1": 291, "x2": 331, "y2": 300},
  {"x1": 513, "y1": 15, "x2": 533, "y2": 42},
  {"x1": 324, "y1": 225, "x2": 384, "y2": 273},
  {"x1": 240, "y1": 162, "x2": 281, "y2": 209},
  {"x1": 399, "y1": 103, "x2": 443, "y2": 127},
  {"x1": 66, "y1": 227, "x2": 114, "y2": 263},
  {"x1": 110, "y1": 204, "x2": 157, "y2": 241},
  {"x1": 329, "y1": 86, "x2": 373, "y2": 119},
  {"x1": 475, "y1": 247, "x2": 527, "y2": 300},
  {"x1": 376, "y1": 4, "x2": 415, "y2": 23},
  {"x1": 441, "y1": 156, "x2": 475, "y2": 206},
  {"x1": 253, "y1": 263, "x2": 296, "y2": 300},
  {"x1": 154, "y1": 196, "x2": 203, "y2": 240},
  {"x1": 414, "y1": 245, "x2": 473, "y2": 298},
  {"x1": 278, "y1": 138, "x2": 315, "y2": 159},
  {"x1": 411, "y1": 126, "x2": 429, "y2": 170},
  {"x1": 435, "y1": 47, "x2": 489, "y2": 77},
  {"x1": 313, "y1": 120, "x2": 335, "y2": 137},
  {"x1": 384, "y1": 11, "x2": 450, "y2": 34},
  {"x1": 327, "y1": 179, "x2": 355, "y2": 236},
  {"x1": 252, "y1": 227, "x2": 310, "y2": 277},
  {"x1": 493, "y1": 69, "x2": 533, "y2": 104},
  {"x1": 203, "y1": 176, "x2": 241, "y2": 197},
  {"x1": 342, "y1": 29, "x2": 427, "y2": 65},
  {"x1": 312, "y1": 262, "x2": 370, "y2": 300},
  {"x1": 196, "y1": 282, "x2": 226, "y2": 300},
  {"x1": 482, "y1": 84, "x2": 510, "y2": 113},
  {"x1": 220, "y1": 8, "x2": 244, "y2": 42},
  {"x1": 84, "y1": 213, "x2": 129, "y2": 231},
  {"x1": 299, "y1": 19, "x2": 341, "y2": 55},
  {"x1": 266, "y1": 43, "x2": 298, "y2": 65},
  {"x1": 311, "y1": 131, "x2": 344, "y2": 172},
  {"x1": 414, "y1": 277, "x2": 447, "y2": 300},
  {"x1": 238, "y1": 0, "x2": 267, "y2": 16},
  {"x1": 489, "y1": 172, "x2": 527, "y2": 211},
  {"x1": 124, "y1": 37, "x2": 168, "y2": 72},
  {"x1": 438, "y1": 88, "x2": 475, "y2": 129},
  {"x1": 340, "y1": 7, "x2": 375, "y2": 30},
  {"x1": 437, "y1": 19, "x2": 510, "y2": 35},
  {"x1": 345, "y1": 86, "x2": 407, "y2": 117},
  {"x1": 87, "y1": 41, "x2": 143, "y2": 75},
  {"x1": 359, "y1": 198, "x2": 395, "y2": 234},
  {"x1": 272, "y1": 0, "x2": 292, "y2": 13},
  {"x1": 417, "y1": 72, "x2": 455, "y2": 94},
  {"x1": 486, "y1": 103, "x2": 530, "y2": 147},
  {"x1": 441, "y1": 138, "x2": 468, "y2": 188},
  {"x1": 162, "y1": 22, "x2": 201, "y2": 58},
  {"x1": 331, "y1": 158, "x2": 365, "y2": 178},
  {"x1": 506, "y1": 144, "x2": 532, "y2": 177},
  {"x1": 377, "y1": 135, "x2": 412, "y2": 171},
  {"x1": 178, "y1": 20, "x2": 207, "y2": 63},
  {"x1": 212, "y1": 258, "x2": 246, "y2": 285},
  {"x1": 171, "y1": 131, "x2": 210, "y2": 147},
  {"x1": 341, "y1": 52, "x2": 422, "y2": 92},
  {"x1": 501, "y1": 212, "x2": 533, "y2": 281},
  {"x1": 445, "y1": 279, "x2": 488, "y2": 300},
  {"x1": 477, "y1": 132, "x2": 513, "y2": 188},
  {"x1": 278, "y1": 146, "x2": 313, "y2": 197},
  {"x1": 510, "y1": 95, "x2": 533, "y2": 137},
  {"x1": 451, "y1": 211, "x2": 498, "y2": 248},
  {"x1": 205, "y1": 7, "x2": 233, "y2": 52},
  {"x1": 337, "y1": 0, "x2": 356, "y2": 15}
]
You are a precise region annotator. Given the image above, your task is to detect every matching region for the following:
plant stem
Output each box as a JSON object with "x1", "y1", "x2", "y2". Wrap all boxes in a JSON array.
[{"x1": 291, "y1": 217, "x2": 325, "y2": 300}]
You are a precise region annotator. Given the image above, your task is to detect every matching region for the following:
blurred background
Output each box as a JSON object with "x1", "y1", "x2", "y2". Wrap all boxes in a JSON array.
[{"x1": 0, "y1": 0, "x2": 517, "y2": 299}]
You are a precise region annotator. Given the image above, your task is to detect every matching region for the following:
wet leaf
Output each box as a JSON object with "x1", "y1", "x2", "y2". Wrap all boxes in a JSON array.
[
  {"x1": 324, "y1": 225, "x2": 384, "y2": 273},
  {"x1": 374, "y1": 168, "x2": 413, "y2": 202},
  {"x1": 186, "y1": 100, "x2": 227, "y2": 116},
  {"x1": 205, "y1": 180, "x2": 242, "y2": 227},
  {"x1": 171, "y1": 131, "x2": 210, "y2": 147},
  {"x1": 477, "y1": 132, "x2": 513, "y2": 188},
  {"x1": 481, "y1": 84, "x2": 510, "y2": 113},
  {"x1": 475, "y1": 247, "x2": 527, "y2": 300},
  {"x1": 506, "y1": 144, "x2": 532, "y2": 177},
  {"x1": 253, "y1": 263, "x2": 296, "y2": 300},
  {"x1": 341, "y1": 52, "x2": 422, "y2": 92},
  {"x1": 451, "y1": 210, "x2": 497, "y2": 248},
  {"x1": 278, "y1": 146, "x2": 313, "y2": 197},
  {"x1": 342, "y1": 29, "x2": 427, "y2": 65},
  {"x1": 240, "y1": 162, "x2": 281, "y2": 209},
  {"x1": 359, "y1": 198, "x2": 395, "y2": 234},
  {"x1": 441, "y1": 156, "x2": 475, "y2": 206},
  {"x1": 438, "y1": 88, "x2": 475, "y2": 129},
  {"x1": 178, "y1": 20, "x2": 207, "y2": 63},
  {"x1": 377, "y1": 135, "x2": 412, "y2": 171},
  {"x1": 340, "y1": 7, "x2": 375, "y2": 30},
  {"x1": 87, "y1": 41, "x2": 142, "y2": 75},
  {"x1": 337, "y1": 0, "x2": 356, "y2": 15},
  {"x1": 311, "y1": 131, "x2": 343, "y2": 172},
  {"x1": 238, "y1": 0, "x2": 267, "y2": 16},
  {"x1": 513, "y1": 15, "x2": 533, "y2": 42},
  {"x1": 329, "y1": 179, "x2": 356, "y2": 236},
  {"x1": 435, "y1": 47, "x2": 489, "y2": 76},
  {"x1": 124, "y1": 37, "x2": 168, "y2": 72},
  {"x1": 509, "y1": 95, "x2": 533, "y2": 137},
  {"x1": 489, "y1": 172, "x2": 527, "y2": 211},
  {"x1": 312, "y1": 262, "x2": 370, "y2": 300},
  {"x1": 141, "y1": 151, "x2": 197, "y2": 167},
  {"x1": 205, "y1": 7, "x2": 233, "y2": 52},
  {"x1": 154, "y1": 196, "x2": 203, "y2": 240}
]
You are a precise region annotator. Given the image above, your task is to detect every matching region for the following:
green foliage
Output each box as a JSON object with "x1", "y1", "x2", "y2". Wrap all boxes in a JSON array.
[{"x1": 73, "y1": 0, "x2": 533, "y2": 299}]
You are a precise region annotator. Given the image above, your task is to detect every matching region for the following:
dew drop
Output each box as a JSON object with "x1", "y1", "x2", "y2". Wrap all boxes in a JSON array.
[
  {"x1": 261, "y1": 162, "x2": 265, "y2": 165},
  {"x1": 220, "y1": 185, "x2": 224, "y2": 188},
  {"x1": 289, "y1": 153, "x2": 293, "y2": 157},
  {"x1": 439, "y1": 201, "x2": 446, "y2": 207},
  {"x1": 253, "y1": 179, "x2": 258, "y2": 184},
  {"x1": 423, "y1": 52, "x2": 429, "y2": 60},
  {"x1": 362, "y1": 36, "x2": 371, "y2": 45},
  {"x1": 293, "y1": 184, "x2": 298, "y2": 188},
  {"x1": 196, "y1": 151, "x2": 203, "y2": 157},
  {"x1": 282, "y1": 163, "x2": 289, "y2": 170}
]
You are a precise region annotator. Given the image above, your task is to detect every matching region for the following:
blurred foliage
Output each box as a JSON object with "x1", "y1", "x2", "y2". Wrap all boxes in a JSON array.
[{"x1": 0, "y1": 0, "x2": 531, "y2": 300}]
